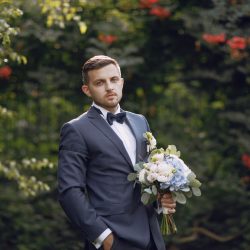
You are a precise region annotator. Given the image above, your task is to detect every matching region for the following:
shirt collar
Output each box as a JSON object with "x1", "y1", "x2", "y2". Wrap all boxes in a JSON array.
[{"x1": 92, "y1": 102, "x2": 121, "y2": 119}]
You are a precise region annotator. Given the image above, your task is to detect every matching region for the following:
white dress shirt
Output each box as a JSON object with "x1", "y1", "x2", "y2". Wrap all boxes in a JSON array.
[{"x1": 92, "y1": 103, "x2": 137, "y2": 248}]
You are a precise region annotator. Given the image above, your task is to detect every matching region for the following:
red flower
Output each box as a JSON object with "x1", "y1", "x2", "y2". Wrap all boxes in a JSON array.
[
  {"x1": 139, "y1": 0, "x2": 159, "y2": 9},
  {"x1": 0, "y1": 66, "x2": 12, "y2": 79},
  {"x1": 202, "y1": 33, "x2": 226, "y2": 44},
  {"x1": 229, "y1": 48, "x2": 246, "y2": 60},
  {"x1": 98, "y1": 34, "x2": 118, "y2": 45},
  {"x1": 227, "y1": 36, "x2": 247, "y2": 50},
  {"x1": 242, "y1": 154, "x2": 250, "y2": 169},
  {"x1": 149, "y1": 6, "x2": 171, "y2": 19}
]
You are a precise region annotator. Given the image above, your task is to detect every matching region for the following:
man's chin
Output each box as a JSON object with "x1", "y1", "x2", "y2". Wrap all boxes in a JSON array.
[
  {"x1": 106, "y1": 100, "x2": 120, "y2": 108},
  {"x1": 106, "y1": 103, "x2": 119, "y2": 110},
  {"x1": 96, "y1": 102, "x2": 118, "y2": 110}
]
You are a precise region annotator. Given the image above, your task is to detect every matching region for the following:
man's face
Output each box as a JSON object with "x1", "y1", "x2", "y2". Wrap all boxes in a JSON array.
[{"x1": 82, "y1": 64, "x2": 124, "y2": 112}]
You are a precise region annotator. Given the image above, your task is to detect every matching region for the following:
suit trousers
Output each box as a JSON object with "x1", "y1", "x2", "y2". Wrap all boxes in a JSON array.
[{"x1": 85, "y1": 233, "x2": 158, "y2": 250}]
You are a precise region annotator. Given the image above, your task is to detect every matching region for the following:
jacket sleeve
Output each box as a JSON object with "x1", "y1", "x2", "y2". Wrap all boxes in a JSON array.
[{"x1": 57, "y1": 122, "x2": 108, "y2": 242}]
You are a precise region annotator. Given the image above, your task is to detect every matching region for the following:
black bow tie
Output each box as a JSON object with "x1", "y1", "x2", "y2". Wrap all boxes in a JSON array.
[{"x1": 107, "y1": 112, "x2": 126, "y2": 125}]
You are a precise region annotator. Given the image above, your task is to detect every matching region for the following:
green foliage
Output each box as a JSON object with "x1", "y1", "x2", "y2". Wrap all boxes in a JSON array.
[
  {"x1": 0, "y1": 0, "x2": 27, "y2": 65},
  {"x1": 0, "y1": 158, "x2": 53, "y2": 196},
  {"x1": 0, "y1": 186, "x2": 83, "y2": 250},
  {"x1": 0, "y1": 103, "x2": 55, "y2": 197},
  {"x1": 38, "y1": 0, "x2": 87, "y2": 32},
  {"x1": 0, "y1": 0, "x2": 87, "y2": 65},
  {"x1": 0, "y1": 0, "x2": 250, "y2": 249}
]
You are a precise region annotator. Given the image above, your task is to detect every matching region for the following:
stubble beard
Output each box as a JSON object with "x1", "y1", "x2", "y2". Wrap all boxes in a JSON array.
[{"x1": 95, "y1": 94, "x2": 122, "y2": 112}]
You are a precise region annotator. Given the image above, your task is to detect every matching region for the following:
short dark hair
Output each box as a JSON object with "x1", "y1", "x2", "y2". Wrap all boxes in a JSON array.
[{"x1": 82, "y1": 55, "x2": 121, "y2": 84}]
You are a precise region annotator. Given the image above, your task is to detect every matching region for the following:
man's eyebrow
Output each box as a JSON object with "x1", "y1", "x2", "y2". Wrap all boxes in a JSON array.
[
  {"x1": 93, "y1": 78, "x2": 105, "y2": 83},
  {"x1": 93, "y1": 76, "x2": 119, "y2": 82}
]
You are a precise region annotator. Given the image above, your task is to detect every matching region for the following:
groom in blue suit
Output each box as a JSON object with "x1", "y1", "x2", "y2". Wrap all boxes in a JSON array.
[{"x1": 58, "y1": 55, "x2": 176, "y2": 250}]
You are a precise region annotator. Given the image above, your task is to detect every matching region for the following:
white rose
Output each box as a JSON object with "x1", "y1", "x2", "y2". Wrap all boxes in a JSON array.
[
  {"x1": 143, "y1": 163, "x2": 150, "y2": 171},
  {"x1": 147, "y1": 172, "x2": 158, "y2": 183},
  {"x1": 138, "y1": 169, "x2": 147, "y2": 183},
  {"x1": 157, "y1": 175, "x2": 172, "y2": 183},
  {"x1": 157, "y1": 162, "x2": 174, "y2": 175},
  {"x1": 151, "y1": 153, "x2": 164, "y2": 163},
  {"x1": 149, "y1": 137, "x2": 157, "y2": 151},
  {"x1": 147, "y1": 163, "x2": 158, "y2": 173}
]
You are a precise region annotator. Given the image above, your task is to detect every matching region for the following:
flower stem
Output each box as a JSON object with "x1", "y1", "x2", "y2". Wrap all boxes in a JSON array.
[{"x1": 161, "y1": 214, "x2": 177, "y2": 235}]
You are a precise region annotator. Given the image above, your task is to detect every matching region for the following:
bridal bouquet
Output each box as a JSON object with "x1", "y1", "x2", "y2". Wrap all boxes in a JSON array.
[{"x1": 128, "y1": 132, "x2": 202, "y2": 235}]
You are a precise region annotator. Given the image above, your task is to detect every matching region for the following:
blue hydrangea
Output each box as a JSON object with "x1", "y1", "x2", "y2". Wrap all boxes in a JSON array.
[{"x1": 159, "y1": 155, "x2": 190, "y2": 192}]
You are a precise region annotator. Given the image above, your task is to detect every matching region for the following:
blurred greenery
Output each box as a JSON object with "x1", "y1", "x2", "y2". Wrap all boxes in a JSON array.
[{"x1": 0, "y1": 0, "x2": 250, "y2": 249}]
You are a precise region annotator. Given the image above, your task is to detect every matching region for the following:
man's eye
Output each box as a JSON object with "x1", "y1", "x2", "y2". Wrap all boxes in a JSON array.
[
  {"x1": 96, "y1": 81, "x2": 103, "y2": 86},
  {"x1": 111, "y1": 78, "x2": 119, "y2": 82}
]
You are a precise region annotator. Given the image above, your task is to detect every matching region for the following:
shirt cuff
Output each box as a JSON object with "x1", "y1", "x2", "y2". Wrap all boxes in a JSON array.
[
  {"x1": 155, "y1": 200, "x2": 163, "y2": 214},
  {"x1": 92, "y1": 228, "x2": 112, "y2": 249}
]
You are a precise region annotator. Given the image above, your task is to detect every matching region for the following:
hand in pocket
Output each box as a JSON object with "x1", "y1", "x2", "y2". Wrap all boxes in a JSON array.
[{"x1": 103, "y1": 233, "x2": 114, "y2": 250}]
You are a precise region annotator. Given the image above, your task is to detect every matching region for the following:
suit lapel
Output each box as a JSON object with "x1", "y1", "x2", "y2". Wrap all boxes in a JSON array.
[
  {"x1": 87, "y1": 106, "x2": 133, "y2": 167},
  {"x1": 125, "y1": 112, "x2": 142, "y2": 163}
]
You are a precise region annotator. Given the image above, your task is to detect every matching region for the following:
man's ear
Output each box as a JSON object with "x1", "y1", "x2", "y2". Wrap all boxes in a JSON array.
[{"x1": 82, "y1": 84, "x2": 91, "y2": 97}]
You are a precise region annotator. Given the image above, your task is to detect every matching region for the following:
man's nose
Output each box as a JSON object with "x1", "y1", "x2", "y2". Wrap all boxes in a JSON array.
[{"x1": 105, "y1": 81, "x2": 113, "y2": 91}]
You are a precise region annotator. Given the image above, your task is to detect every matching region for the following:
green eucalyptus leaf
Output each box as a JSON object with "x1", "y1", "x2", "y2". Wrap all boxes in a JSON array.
[
  {"x1": 192, "y1": 187, "x2": 201, "y2": 196},
  {"x1": 181, "y1": 187, "x2": 190, "y2": 192},
  {"x1": 175, "y1": 192, "x2": 187, "y2": 204},
  {"x1": 187, "y1": 172, "x2": 196, "y2": 182},
  {"x1": 185, "y1": 191, "x2": 193, "y2": 198},
  {"x1": 144, "y1": 187, "x2": 152, "y2": 194},
  {"x1": 134, "y1": 162, "x2": 143, "y2": 172},
  {"x1": 141, "y1": 192, "x2": 150, "y2": 205},
  {"x1": 152, "y1": 185, "x2": 157, "y2": 195},
  {"x1": 127, "y1": 173, "x2": 137, "y2": 182},
  {"x1": 190, "y1": 178, "x2": 202, "y2": 188},
  {"x1": 172, "y1": 192, "x2": 177, "y2": 202}
]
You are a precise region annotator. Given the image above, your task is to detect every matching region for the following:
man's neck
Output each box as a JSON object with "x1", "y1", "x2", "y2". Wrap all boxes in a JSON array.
[{"x1": 93, "y1": 103, "x2": 120, "y2": 116}]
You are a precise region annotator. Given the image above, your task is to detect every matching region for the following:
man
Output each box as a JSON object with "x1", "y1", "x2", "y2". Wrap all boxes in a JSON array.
[{"x1": 58, "y1": 55, "x2": 176, "y2": 250}]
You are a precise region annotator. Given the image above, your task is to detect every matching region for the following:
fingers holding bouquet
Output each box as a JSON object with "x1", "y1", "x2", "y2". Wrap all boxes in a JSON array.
[{"x1": 159, "y1": 193, "x2": 176, "y2": 214}]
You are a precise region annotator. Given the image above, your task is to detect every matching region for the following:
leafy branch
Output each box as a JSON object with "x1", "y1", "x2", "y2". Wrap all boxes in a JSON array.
[
  {"x1": 0, "y1": 158, "x2": 54, "y2": 197},
  {"x1": 0, "y1": 0, "x2": 87, "y2": 65},
  {"x1": 0, "y1": 105, "x2": 55, "y2": 197}
]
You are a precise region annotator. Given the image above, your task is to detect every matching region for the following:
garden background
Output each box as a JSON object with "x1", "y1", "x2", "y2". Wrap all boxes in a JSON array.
[{"x1": 0, "y1": 0, "x2": 250, "y2": 249}]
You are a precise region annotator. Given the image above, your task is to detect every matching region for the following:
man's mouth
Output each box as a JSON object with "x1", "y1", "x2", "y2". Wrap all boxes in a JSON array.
[{"x1": 106, "y1": 93, "x2": 117, "y2": 98}]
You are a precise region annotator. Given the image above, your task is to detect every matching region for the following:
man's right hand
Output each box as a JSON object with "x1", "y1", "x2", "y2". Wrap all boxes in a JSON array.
[{"x1": 103, "y1": 233, "x2": 114, "y2": 250}]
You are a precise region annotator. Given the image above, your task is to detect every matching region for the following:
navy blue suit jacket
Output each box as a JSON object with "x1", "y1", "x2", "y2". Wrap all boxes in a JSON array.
[{"x1": 57, "y1": 106, "x2": 165, "y2": 249}]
